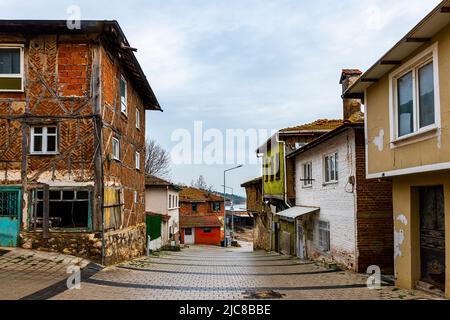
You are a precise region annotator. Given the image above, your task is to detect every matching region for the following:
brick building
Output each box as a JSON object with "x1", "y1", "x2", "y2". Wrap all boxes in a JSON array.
[
  {"x1": 0, "y1": 20, "x2": 160, "y2": 265},
  {"x1": 178, "y1": 187, "x2": 224, "y2": 245},
  {"x1": 283, "y1": 70, "x2": 393, "y2": 273}
]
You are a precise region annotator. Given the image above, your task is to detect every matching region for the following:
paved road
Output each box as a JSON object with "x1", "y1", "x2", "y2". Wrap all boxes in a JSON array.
[{"x1": 0, "y1": 245, "x2": 437, "y2": 300}]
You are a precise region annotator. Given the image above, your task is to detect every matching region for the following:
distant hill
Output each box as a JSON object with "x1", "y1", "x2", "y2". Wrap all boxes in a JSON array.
[{"x1": 214, "y1": 192, "x2": 246, "y2": 205}]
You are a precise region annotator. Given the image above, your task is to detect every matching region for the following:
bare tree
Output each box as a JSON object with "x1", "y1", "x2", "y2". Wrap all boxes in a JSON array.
[
  {"x1": 191, "y1": 175, "x2": 214, "y2": 192},
  {"x1": 145, "y1": 139, "x2": 171, "y2": 178}
]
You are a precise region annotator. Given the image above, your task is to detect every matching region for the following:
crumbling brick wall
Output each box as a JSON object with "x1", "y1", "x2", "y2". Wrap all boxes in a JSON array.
[{"x1": 179, "y1": 201, "x2": 223, "y2": 216}]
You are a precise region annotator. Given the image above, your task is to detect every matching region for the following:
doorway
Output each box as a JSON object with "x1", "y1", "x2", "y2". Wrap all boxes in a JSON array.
[
  {"x1": 0, "y1": 187, "x2": 21, "y2": 247},
  {"x1": 419, "y1": 186, "x2": 445, "y2": 291},
  {"x1": 297, "y1": 223, "x2": 305, "y2": 259},
  {"x1": 184, "y1": 227, "x2": 195, "y2": 244}
]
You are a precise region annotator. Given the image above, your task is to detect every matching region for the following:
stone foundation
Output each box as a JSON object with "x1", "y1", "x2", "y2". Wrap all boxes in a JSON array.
[{"x1": 20, "y1": 223, "x2": 146, "y2": 265}]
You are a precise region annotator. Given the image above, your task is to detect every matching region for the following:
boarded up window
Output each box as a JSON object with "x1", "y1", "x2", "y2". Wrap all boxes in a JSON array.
[{"x1": 104, "y1": 187, "x2": 122, "y2": 230}]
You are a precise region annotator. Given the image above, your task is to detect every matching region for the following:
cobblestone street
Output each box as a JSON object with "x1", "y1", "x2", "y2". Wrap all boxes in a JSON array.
[{"x1": 1, "y1": 244, "x2": 440, "y2": 300}]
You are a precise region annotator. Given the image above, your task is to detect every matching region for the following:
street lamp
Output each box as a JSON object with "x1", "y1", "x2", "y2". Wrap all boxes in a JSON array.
[
  {"x1": 221, "y1": 185, "x2": 234, "y2": 241},
  {"x1": 223, "y1": 165, "x2": 243, "y2": 247}
]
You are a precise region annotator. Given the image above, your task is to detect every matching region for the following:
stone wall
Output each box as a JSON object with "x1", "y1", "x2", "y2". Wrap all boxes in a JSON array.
[{"x1": 20, "y1": 223, "x2": 146, "y2": 265}]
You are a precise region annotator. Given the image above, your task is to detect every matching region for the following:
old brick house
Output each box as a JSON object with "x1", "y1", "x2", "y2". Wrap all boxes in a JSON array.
[
  {"x1": 0, "y1": 20, "x2": 161, "y2": 265},
  {"x1": 284, "y1": 70, "x2": 393, "y2": 273},
  {"x1": 179, "y1": 187, "x2": 224, "y2": 245}
]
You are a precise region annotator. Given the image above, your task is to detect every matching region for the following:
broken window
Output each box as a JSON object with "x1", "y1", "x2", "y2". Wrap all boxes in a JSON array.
[
  {"x1": 29, "y1": 188, "x2": 92, "y2": 230},
  {"x1": 104, "y1": 187, "x2": 123, "y2": 230},
  {"x1": 120, "y1": 75, "x2": 127, "y2": 115}
]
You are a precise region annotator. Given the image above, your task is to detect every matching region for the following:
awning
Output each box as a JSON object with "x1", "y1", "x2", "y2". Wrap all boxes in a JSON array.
[{"x1": 275, "y1": 206, "x2": 319, "y2": 221}]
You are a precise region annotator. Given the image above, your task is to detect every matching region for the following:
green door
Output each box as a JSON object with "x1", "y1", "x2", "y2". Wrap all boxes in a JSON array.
[
  {"x1": 0, "y1": 187, "x2": 21, "y2": 247},
  {"x1": 146, "y1": 215, "x2": 162, "y2": 240}
]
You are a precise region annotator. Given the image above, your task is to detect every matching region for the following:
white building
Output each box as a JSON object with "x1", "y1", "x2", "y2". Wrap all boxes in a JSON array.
[{"x1": 145, "y1": 175, "x2": 180, "y2": 249}]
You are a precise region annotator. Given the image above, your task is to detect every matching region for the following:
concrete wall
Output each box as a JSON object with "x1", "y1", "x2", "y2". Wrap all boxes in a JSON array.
[
  {"x1": 392, "y1": 171, "x2": 450, "y2": 298},
  {"x1": 365, "y1": 23, "x2": 450, "y2": 177},
  {"x1": 295, "y1": 129, "x2": 357, "y2": 270}
]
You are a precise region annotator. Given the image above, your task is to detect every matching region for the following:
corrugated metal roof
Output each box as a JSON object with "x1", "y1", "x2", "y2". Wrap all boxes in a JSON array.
[
  {"x1": 344, "y1": 0, "x2": 450, "y2": 96},
  {"x1": 275, "y1": 206, "x2": 320, "y2": 220}
]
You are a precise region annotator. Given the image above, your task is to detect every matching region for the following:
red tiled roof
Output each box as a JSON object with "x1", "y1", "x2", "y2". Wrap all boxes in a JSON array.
[
  {"x1": 179, "y1": 187, "x2": 223, "y2": 202},
  {"x1": 279, "y1": 119, "x2": 343, "y2": 133},
  {"x1": 180, "y1": 214, "x2": 222, "y2": 228}
]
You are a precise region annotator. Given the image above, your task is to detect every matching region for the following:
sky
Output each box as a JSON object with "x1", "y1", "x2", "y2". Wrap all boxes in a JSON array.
[{"x1": 1, "y1": 0, "x2": 443, "y2": 196}]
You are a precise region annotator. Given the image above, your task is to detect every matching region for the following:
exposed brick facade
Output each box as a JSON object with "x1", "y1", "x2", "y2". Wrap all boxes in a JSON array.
[
  {"x1": 354, "y1": 129, "x2": 394, "y2": 274},
  {"x1": 0, "y1": 21, "x2": 159, "y2": 264}
]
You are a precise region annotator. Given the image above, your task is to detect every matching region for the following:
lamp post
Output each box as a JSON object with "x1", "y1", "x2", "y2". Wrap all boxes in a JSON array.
[
  {"x1": 221, "y1": 185, "x2": 234, "y2": 240},
  {"x1": 223, "y1": 165, "x2": 243, "y2": 247}
]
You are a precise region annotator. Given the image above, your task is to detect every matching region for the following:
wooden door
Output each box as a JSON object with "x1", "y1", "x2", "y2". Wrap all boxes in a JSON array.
[{"x1": 419, "y1": 186, "x2": 445, "y2": 291}]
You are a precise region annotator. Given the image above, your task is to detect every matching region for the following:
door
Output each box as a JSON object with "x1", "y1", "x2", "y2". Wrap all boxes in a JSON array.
[
  {"x1": 0, "y1": 187, "x2": 21, "y2": 247},
  {"x1": 297, "y1": 224, "x2": 305, "y2": 259},
  {"x1": 419, "y1": 186, "x2": 445, "y2": 291},
  {"x1": 184, "y1": 228, "x2": 195, "y2": 244}
]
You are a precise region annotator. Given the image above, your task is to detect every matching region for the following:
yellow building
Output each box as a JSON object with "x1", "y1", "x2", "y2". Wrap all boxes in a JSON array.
[{"x1": 344, "y1": 1, "x2": 450, "y2": 297}]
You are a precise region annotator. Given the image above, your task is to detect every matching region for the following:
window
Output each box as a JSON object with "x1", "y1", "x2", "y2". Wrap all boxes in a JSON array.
[
  {"x1": 136, "y1": 108, "x2": 140, "y2": 129},
  {"x1": 175, "y1": 196, "x2": 179, "y2": 208},
  {"x1": 169, "y1": 195, "x2": 172, "y2": 209},
  {"x1": 134, "y1": 190, "x2": 138, "y2": 204},
  {"x1": 324, "y1": 153, "x2": 338, "y2": 183},
  {"x1": 135, "y1": 151, "x2": 140, "y2": 170},
  {"x1": 192, "y1": 203, "x2": 198, "y2": 212},
  {"x1": 303, "y1": 162, "x2": 312, "y2": 187},
  {"x1": 29, "y1": 188, "x2": 92, "y2": 230},
  {"x1": 120, "y1": 75, "x2": 127, "y2": 115},
  {"x1": 112, "y1": 137, "x2": 120, "y2": 160},
  {"x1": 275, "y1": 154, "x2": 281, "y2": 180},
  {"x1": 203, "y1": 228, "x2": 211, "y2": 233},
  {"x1": 0, "y1": 46, "x2": 23, "y2": 91},
  {"x1": 213, "y1": 202, "x2": 221, "y2": 212},
  {"x1": 184, "y1": 228, "x2": 192, "y2": 236},
  {"x1": 30, "y1": 126, "x2": 58, "y2": 154},
  {"x1": 263, "y1": 158, "x2": 269, "y2": 182},
  {"x1": 316, "y1": 220, "x2": 330, "y2": 252},
  {"x1": 390, "y1": 44, "x2": 439, "y2": 140},
  {"x1": 295, "y1": 142, "x2": 306, "y2": 150}
]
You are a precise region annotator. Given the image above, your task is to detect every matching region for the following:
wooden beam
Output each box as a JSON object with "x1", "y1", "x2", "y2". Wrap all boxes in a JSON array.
[
  {"x1": 380, "y1": 60, "x2": 401, "y2": 65},
  {"x1": 405, "y1": 37, "x2": 431, "y2": 43},
  {"x1": 441, "y1": 7, "x2": 450, "y2": 13},
  {"x1": 43, "y1": 184, "x2": 49, "y2": 240}
]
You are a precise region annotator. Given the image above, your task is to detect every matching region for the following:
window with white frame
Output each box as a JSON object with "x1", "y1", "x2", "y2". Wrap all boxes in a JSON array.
[
  {"x1": 390, "y1": 44, "x2": 439, "y2": 139},
  {"x1": 135, "y1": 151, "x2": 140, "y2": 170},
  {"x1": 30, "y1": 126, "x2": 58, "y2": 154},
  {"x1": 136, "y1": 108, "x2": 140, "y2": 129},
  {"x1": 112, "y1": 137, "x2": 120, "y2": 160},
  {"x1": 134, "y1": 190, "x2": 138, "y2": 204},
  {"x1": 324, "y1": 153, "x2": 338, "y2": 183},
  {"x1": 120, "y1": 75, "x2": 127, "y2": 115},
  {"x1": 0, "y1": 46, "x2": 23, "y2": 91},
  {"x1": 302, "y1": 162, "x2": 312, "y2": 187},
  {"x1": 316, "y1": 220, "x2": 330, "y2": 252},
  {"x1": 169, "y1": 195, "x2": 172, "y2": 209}
]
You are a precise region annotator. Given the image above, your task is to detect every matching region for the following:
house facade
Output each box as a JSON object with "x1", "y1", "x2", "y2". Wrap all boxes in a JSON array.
[
  {"x1": 344, "y1": 1, "x2": 450, "y2": 296},
  {"x1": 256, "y1": 120, "x2": 341, "y2": 252},
  {"x1": 179, "y1": 187, "x2": 224, "y2": 245},
  {"x1": 145, "y1": 175, "x2": 180, "y2": 250},
  {"x1": 0, "y1": 20, "x2": 160, "y2": 265}
]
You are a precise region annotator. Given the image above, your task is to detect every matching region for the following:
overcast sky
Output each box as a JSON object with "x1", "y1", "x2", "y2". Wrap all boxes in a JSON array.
[{"x1": 1, "y1": 0, "x2": 442, "y2": 196}]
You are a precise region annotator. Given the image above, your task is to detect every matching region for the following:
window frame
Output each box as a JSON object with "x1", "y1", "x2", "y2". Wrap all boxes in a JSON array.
[
  {"x1": 30, "y1": 125, "x2": 59, "y2": 155},
  {"x1": 316, "y1": 220, "x2": 330, "y2": 253},
  {"x1": 323, "y1": 152, "x2": 338, "y2": 184},
  {"x1": 302, "y1": 161, "x2": 313, "y2": 188},
  {"x1": 389, "y1": 43, "x2": 440, "y2": 146},
  {"x1": 135, "y1": 150, "x2": 141, "y2": 170},
  {"x1": 112, "y1": 137, "x2": 120, "y2": 160},
  {"x1": 0, "y1": 45, "x2": 24, "y2": 92},
  {"x1": 120, "y1": 75, "x2": 128, "y2": 115},
  {"x1": 191, "y1": 202, "x2": 198, "y2": 213},
  {"x1": 135, "y1": 108, "x2": 140, "y2": 130}
]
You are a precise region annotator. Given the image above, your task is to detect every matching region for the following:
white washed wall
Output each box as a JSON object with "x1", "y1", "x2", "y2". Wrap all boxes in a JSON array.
[{"x1": 295, "y1": 129, "x2": 357, "y2": 269}]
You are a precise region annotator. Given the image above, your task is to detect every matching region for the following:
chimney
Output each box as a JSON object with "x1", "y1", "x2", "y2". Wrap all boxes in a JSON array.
[{"x1": 340, "y1": 69, "x2": 362, "y2": 120}]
